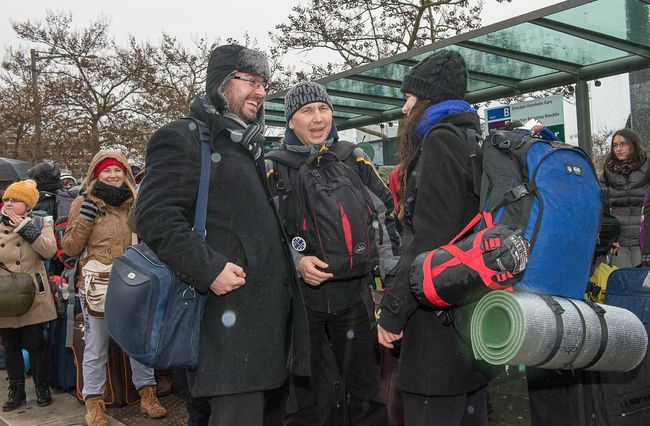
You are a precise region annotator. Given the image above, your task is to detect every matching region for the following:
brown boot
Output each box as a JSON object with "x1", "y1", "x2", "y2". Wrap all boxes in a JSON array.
[
  {"x1": 139, "y1": 385, "x2": 167, "y2": 418},
  {"x1": 155, "y1": 370, "x2": 173, "y2": 397},
  {"x1": 85, "y1": 396, "x2": 108, "y2": 426}
]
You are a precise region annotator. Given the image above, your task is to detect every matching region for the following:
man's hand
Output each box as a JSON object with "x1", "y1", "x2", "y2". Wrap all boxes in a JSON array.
[
  {"x1": 210, "y1": 262, "x2": 246, "y2": 296},
  {"x1": 298, "y1": 256, "x2": 334, "y2": 286},
  {"x1": 377, "y1": 324, "x2": 403, "y2": 349}
]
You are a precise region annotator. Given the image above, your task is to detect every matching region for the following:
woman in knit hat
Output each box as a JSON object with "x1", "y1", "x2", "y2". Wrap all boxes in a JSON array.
[
  {"x1": 62, "y1": 151, "x2": 167, "y2": 426},
  {"x1": 0, "y1": 179, "x2": 58, "y2": 411},
  {"x1": 377, "y1": 50, "x2": 491, "y2": 425}
]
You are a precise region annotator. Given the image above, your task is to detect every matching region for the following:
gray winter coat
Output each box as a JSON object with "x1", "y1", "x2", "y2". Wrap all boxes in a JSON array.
[{"x1": 602, "y1": 158, "x2": 650, "y2": 247}]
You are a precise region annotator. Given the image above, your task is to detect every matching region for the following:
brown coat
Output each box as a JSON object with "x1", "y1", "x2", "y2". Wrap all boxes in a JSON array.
[
  {"x1": 61, "y1": 150, "x2": 136, "y2": 290},
  {"x1": 0, "y1": 217, "x2": 57, "y2": 328},
  {"x1": 62, "y1": 196, "x2": 133, "y2": 290}
]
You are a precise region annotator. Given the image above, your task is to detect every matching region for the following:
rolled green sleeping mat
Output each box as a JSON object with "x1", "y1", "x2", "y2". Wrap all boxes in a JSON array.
[{"x1": 470, "y1": 290, "x2": 647, "y2": 372}]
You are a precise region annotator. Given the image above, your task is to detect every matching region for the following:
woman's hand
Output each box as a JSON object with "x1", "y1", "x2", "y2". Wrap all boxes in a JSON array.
[
  {"x1": 6, "y1": 210, "x2": 27, "y2": 228},
  {"x1": 377, "y1": 324, "x2": 403, "y2": 349}
]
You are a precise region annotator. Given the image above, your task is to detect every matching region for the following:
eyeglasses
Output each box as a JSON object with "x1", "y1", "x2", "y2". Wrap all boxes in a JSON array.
[
  {"x1": 2, "y1": 198, "x2": 21, "y2": 204},
  {"x1": 232, "y1": 75, "x2": 269, "y2": 91}
]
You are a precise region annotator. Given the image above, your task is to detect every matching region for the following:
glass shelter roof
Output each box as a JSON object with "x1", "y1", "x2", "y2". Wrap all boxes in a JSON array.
[{"x1": 264, "y1": 0, "x2": 650, "y2": 130}]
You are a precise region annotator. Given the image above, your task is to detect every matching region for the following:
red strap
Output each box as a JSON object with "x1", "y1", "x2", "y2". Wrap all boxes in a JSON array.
[
  {"x1": 445, "y1": 229, "x2": 508, "y2": 290},
  {"x1": 449, "y1": 211, "x2": 494, "y2": 245},
  {"x1": 422, "y1": 249, "x2": 452, "y2": 308}
]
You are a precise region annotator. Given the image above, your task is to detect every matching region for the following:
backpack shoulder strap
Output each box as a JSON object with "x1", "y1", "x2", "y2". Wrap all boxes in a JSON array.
[
  {"x1": 423, "y1": 123, "x2": 482, "y2": 197},
  {"x1": 331, "y1": 140, "x2": 360, "y2": 174},
  {"x1": 266, "y1": 148, "x2": 306, "y2": 169}
]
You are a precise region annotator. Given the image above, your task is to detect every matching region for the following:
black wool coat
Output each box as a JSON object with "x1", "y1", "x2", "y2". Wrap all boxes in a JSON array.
[
  {"x1": 379, "y1": 111, "x2": 489, "y2": 396},
  {"x1": 135, "y1": 97, "x2": 310, "y2": 397}
]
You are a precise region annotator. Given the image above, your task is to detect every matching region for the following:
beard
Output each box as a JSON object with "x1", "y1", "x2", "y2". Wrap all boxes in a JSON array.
[{"x1": 222, "y1": 85, "x2": 262, "y2": 123}]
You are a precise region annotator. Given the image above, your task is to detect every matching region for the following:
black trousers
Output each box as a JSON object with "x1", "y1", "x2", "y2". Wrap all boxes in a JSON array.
[
  {"x1": 0, "y1": 322, "x2": 50, "y2": 388},
  {"x1": 208, "y1": 391, "x2": 264, "y2": 426},
  {"x1": 288, "y1": 302, "x2": 386, "y2": 425},
  {"x1": 402, "y1": 386, "x2": 488, "y2": 426}
]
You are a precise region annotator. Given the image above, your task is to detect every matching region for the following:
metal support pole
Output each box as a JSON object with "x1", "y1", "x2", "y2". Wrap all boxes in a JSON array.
[
  {"x1": 575, "y1": 80, "x2": 592, "y2": 158},
  {"x1": 30, "y1": 49, "x2": 42, "y2": 161}
]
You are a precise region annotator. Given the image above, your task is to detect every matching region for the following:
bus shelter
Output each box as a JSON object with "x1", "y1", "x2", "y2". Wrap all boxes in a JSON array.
[{"x1": 264, "y1": 0, "x2": 650, "y2": 158}]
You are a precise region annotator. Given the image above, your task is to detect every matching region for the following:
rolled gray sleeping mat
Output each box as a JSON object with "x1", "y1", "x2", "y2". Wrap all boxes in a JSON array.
[{"x1": 470, "y1": 290, "x2": 648, "y2": 372}]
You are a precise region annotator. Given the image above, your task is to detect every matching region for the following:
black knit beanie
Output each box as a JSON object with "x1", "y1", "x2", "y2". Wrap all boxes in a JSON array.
[
  {"x1": 205, "y1": 44, "x2": 270, "y2": 113},
  {"x1": 27, "y1": 161, "x2": 62, "y2": 192},
  {"x1": 401, "y1": 49, "x2": 468, "y2": 104},
  {"x1": 284, "y1": 82, "x2": 333, "y2": 120}
]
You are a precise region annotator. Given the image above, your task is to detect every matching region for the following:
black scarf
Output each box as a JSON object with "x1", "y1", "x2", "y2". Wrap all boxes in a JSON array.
[{"x1": 91, "y1": 181, "x2": 132, "y2": 207}]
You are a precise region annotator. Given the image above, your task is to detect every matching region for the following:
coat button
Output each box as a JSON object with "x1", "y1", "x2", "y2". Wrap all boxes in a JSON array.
[
  {"x1": 16, "y1": 242, "x2": 21, "y2": 247},
  {"x1": 15, "y1": 261, "x2": 20, "y2": 265},
  {"x1": 3, "y1": 231, "x2": 8, "y2": 235},
  {"x1": 0, "y1": 243, "x2": 4, "y2": 248}
]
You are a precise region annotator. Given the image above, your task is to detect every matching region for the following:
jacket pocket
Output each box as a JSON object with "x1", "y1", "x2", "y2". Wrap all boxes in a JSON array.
[
  {"x1": 33, "y1": 272, "x2": 47, "y2": 294},
  {"x1": 237, "y1": 233, "x2": 258, "y2": 276}
]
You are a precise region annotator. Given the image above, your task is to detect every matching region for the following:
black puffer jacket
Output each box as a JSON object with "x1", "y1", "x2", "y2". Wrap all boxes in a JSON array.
[
  {"x1": 602, "y1": 158, "x2": 650, "y2": 247},
  {"x1": 135, "y1": 96, "x2": 310, "y2": 397},
  {"x1": 379, "y1": 111, "x2": 489, "y2": 396}
]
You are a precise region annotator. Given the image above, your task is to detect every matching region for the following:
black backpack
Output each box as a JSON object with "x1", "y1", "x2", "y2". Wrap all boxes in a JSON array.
[{"x1": 268, "y1": 141, "x2": 378, "y2": 281}]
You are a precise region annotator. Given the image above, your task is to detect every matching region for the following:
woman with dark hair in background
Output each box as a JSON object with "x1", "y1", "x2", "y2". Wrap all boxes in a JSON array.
[{"x1": 601, "y1": 128, "x2": 649, "y2": 268}]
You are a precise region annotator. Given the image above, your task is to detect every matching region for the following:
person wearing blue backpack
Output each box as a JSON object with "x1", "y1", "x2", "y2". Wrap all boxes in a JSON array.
[{"x1": 376, "y1": 50, "x2": 490, "y2": 426}]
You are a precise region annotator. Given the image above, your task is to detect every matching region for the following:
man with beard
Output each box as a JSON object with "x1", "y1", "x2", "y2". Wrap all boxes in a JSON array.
[{"x1": 134, "y1": 45, "x2": 310, "y2": 426}]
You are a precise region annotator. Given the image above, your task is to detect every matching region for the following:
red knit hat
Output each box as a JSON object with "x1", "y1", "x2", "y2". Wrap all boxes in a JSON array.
[{"x1": 94, "y1": 158, "x2": 127, "y2": 178}]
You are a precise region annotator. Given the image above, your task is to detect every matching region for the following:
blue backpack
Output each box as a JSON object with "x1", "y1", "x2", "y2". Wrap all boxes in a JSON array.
[{"x1": 480, "y1": 129, "x2": 601, "y2": 299}]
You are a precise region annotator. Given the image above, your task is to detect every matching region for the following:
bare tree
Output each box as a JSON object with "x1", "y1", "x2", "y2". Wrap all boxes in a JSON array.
[
  {"x1": 271, "y1": 0, "x2": 512, "y2": 80},
  {"x1": 11, "y1": 11, "x2": 151, "y2": 164}
]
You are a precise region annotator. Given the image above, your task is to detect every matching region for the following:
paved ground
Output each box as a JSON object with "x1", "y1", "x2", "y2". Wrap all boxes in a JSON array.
[{"x1": 0, "y1": 368, "x2": 531, "y2": 425}]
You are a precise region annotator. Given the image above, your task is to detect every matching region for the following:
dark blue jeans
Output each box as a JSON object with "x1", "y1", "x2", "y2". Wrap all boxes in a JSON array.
[{"x1": 287, "y1": 301, "x2": 386, "y2": 425}]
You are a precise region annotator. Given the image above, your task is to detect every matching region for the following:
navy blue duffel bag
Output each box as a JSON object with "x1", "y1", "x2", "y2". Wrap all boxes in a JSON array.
[{"x1": 105, "y1": 119, "x2": 211, "y2": 369}]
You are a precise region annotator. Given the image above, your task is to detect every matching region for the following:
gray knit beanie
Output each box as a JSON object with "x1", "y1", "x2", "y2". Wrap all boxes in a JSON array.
[
  {"x1": 284, "y1": 82, "x2": 333, "y2": 120},
  {"x1": 401, "y1": 50, "x2": 468, "y2": 104}
]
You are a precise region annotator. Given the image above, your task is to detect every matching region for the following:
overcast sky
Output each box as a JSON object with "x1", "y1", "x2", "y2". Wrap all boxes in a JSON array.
[
  {"x1": 3, "y1": 0, "x2": 567, "y2": 52},
  {"x1": 2, "y1": 0, "x2": 630, "y2": 139}
]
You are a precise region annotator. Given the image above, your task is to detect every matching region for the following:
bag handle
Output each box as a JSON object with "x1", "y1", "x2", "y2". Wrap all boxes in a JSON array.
[
  {"x1": 191, "y1": 119, "x2": 211, "y2": 241},
  {"x1": 449, "y1": 211, "x2": 494, "y2": 245}
]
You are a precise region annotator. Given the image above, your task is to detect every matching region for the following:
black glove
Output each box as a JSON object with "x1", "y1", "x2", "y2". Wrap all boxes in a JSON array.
[
  {"x1": 16, "y1": 220, "x2": 41, "y2": 244},
  {"x1": 642, "y1": 254, "x2": 650, "y2": 267},
  {"x1": 79, "y1": 199, "x2": 99, "y2": 222}
]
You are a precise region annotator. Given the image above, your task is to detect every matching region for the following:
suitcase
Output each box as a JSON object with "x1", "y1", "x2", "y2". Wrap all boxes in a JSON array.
[
  {"x1": 72, "y1": 313, "x2": 140, "y2": 408},
  {"x1": 604, "y1": 267, "x2": 650, "y2": 322},
  {"x1": 47, "y1": 295, "x2": 81, "y2": 391}
]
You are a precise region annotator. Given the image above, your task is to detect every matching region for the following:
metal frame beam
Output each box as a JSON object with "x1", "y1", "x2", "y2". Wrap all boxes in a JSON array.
[
  {"x1": 532, "y1": 17, "x2": 650, "y2": 59},
  {"x1": 458, "y1": 40, "x2": 581, "y2": 74},
  {"x1": 326, "y1": 89, "x2": 406, "y2": 106}
]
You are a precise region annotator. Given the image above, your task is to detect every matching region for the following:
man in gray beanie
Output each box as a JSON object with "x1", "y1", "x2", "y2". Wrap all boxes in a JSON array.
[
  {"x1": 266, "y1": 81, "x2": 400, "y2": 424},
  {"x1": 135, "y1": 45, "x2": 310, "y2": 426}
]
